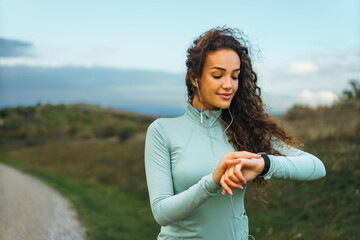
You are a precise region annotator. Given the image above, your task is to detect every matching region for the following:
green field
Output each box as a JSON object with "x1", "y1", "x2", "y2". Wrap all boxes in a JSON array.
[{"x1": 0, "y1": 85, "x2": 359, "y2": 239}]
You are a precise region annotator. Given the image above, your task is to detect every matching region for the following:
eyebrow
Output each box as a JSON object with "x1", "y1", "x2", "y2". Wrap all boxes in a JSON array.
[{"x1": 210, "y1": 67, "x2": 241, "y2": 72}]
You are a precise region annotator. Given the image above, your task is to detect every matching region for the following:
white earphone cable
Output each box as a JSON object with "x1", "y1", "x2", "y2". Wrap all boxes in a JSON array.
[
  {"x1": 195, "y1": 78, "x2": 203, "y2": 124},
  {"x1": 195, "y1": 78, "x2": 255, "y2": 239},
  {"x1": 223, "y1": 107, "x2": 256, "y2": 240}
]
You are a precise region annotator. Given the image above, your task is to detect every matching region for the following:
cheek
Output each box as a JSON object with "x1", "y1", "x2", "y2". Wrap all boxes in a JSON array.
[
  {"x1": 233, "y1": 82, "x2": 239, "y2": 92},
  {"x1": 199, "y1": 86, "x2": 210, "y2": 100},
  {"x1": 202, "y1": 82, "x2": 216, "y2": 95}
]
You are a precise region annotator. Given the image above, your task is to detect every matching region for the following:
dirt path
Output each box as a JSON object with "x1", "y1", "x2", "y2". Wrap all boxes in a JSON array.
[{"x1": 0, "y1": 163, "x2": 86, "y2": 240}]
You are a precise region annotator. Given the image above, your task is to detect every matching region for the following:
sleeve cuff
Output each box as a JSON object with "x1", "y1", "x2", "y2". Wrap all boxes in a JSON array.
[
  {"x1": 201, "y1": 173, "x2": 221, "y2": 195},
  {"x1": 262, "y1": 155, "x2": 278, "y2": 180}
]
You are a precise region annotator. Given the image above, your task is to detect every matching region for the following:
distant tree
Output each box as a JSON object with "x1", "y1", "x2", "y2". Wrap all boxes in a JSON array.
[{"x1": 342, "y1": 79, "x2": 360, "y2": 100}]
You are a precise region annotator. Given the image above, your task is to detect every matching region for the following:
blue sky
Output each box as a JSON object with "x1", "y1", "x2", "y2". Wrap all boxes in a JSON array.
[{"x1": 0, "y1": 0, "x2": 359, "y2": 115}]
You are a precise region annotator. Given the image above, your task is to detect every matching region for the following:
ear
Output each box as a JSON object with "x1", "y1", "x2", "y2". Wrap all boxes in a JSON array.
[{"x1": 190, "y1": 77, "x2": 198, "y2": 88}]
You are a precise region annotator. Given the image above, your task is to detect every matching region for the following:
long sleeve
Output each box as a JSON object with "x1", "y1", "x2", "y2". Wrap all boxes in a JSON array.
[
  {"x1": 263, "y1": 140, "x2": 326, "y2": 181},
  {"x1": 144, "y1": 120, "x2": 221, "y2": 226}
]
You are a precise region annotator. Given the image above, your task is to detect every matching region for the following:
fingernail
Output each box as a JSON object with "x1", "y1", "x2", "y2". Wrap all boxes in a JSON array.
[{"x1": 228, "y1": 190, "x2": 233, "y2": 195}]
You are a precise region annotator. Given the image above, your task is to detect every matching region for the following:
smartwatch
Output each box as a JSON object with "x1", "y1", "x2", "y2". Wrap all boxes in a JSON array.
[{"x1": 258, "y1": 152, "x2": 270, "y2": 177}]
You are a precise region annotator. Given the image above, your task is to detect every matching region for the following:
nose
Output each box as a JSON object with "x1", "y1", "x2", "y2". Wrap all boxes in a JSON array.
[{"x1": 222, "y1": 75, "x2": 233, "y2": 89}]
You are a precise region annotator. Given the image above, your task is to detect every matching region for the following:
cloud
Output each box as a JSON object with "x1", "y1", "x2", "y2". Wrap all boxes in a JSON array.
[
  {"x1": 0, "y1": 38, "x2": 34, "y2": 57},
  {"x1": 93, "y1": 46, "x2": 118, "y2": 56},
  {"x1": 299, "y1": 89, "x2": 339, "y2": 107},
  {"x1": 261, "y1": 89, "x2": 339, "y2": 115},
  {"x1": 315, "y1": 49, "x2": 360, "y2": 74},
  {"x1": 0, "y1": 58, "x2": 93, "y2": 68},
  {"x1": 258, "y1": 47, "x2": 360, "y2": 98},
  {"x1": 288, "y1": 61, "x2": 319, "y2": 74}
]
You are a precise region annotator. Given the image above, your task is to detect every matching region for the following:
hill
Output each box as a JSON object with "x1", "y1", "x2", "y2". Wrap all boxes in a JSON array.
[
  {"x1": 281, "y1": 100, "x2": 360, "y2": 141},
  {"x1": 0, "y1": 102, "x2": 155, "y2": 146}
]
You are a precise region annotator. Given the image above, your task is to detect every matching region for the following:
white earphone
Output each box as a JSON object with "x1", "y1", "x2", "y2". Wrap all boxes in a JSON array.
[{"x1": 194, "y1": 78, "x2": 204, "y2": 124}]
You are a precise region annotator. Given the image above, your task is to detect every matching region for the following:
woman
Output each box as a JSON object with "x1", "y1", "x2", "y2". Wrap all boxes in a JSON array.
[{"x1": 144, "y1": 26, "x2": 326, "y2": 240}]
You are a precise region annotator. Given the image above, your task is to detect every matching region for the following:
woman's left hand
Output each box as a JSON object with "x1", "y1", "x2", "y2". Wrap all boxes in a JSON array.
[{"x1": 220, "y1": 157, "x2": 265, "y2": 195}]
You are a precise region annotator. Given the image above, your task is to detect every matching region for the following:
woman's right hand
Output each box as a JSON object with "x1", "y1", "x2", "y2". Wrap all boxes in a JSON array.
[
  {"x1": 220, "y1": 156, "x2": 265, "y2": 195},
  {"x1": 212, "y1": 151, "x2": 261, "y2": 187}
]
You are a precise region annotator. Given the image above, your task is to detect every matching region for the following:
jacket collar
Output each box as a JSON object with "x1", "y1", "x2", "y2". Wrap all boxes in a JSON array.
[{"x1": 185, "y1": 103, "x2": 223, "y2": 127}]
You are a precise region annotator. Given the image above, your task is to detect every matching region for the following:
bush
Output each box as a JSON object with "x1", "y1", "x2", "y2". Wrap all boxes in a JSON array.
[{"x1": 118, "y1": 127, "x2": 137, "y2": 142}]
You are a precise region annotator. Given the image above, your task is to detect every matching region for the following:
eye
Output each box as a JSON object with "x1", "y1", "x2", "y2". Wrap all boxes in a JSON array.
[
  {"x1": 232, "y1": 76, "x2": 238, "y2": 80},
  {"x1": 213, "y1": 75, "x2": 222, "y2": 79}
]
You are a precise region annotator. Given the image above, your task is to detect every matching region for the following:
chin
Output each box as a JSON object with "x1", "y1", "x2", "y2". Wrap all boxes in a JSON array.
[{"x1": 215, "y1": 102, "x2": 231, "y2": 109}]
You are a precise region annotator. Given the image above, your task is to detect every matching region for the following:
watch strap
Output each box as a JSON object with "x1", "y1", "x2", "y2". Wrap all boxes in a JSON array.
[{"x1": 258, "y1": 152, "x2": 270, "y2": 176}]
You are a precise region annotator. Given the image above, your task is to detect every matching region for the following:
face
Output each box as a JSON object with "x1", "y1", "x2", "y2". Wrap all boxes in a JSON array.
[{"x1": 192, "y1": 49, "x2": 240, "y2": 110}]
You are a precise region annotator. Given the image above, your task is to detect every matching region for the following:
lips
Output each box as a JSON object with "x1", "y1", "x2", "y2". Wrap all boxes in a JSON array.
[{"x1": 217, "y1": 93, "x2": 232, "y2": 99}]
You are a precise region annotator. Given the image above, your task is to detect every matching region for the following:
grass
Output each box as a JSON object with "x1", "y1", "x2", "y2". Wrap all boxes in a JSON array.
[
  {"x1": 1, "y1": 135, "x2": 148, "y2": 193},
  {"x1": 246, "y1": 138, "x2": 360, "y2": 239},
  {"x1": 2, "y1": 136, "x2": 359, "y2": 239}
]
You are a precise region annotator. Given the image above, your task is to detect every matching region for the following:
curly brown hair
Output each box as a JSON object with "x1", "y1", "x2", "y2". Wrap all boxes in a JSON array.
[{"x1": 185, "y1": 26, "x2": 301, "y2": 187}]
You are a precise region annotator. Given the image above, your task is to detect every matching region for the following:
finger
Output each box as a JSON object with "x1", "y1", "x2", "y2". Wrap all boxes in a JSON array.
[
  {"x1": 234, "y1": 164, "x2": 246, "y2": 184},
  {"x1": 222, "y1": 159, "x2": 242, "y2": 168},
  {"x1": 230, "y1": 151, "x2": 261, "y2": 159},
  {"x1": 217, "y1": 159, "x2": 242, "y2": 177},
  {"x1": 224, "y1": 177, "x2": 244, "y2": 190},
  {"x1": 228, "y1": 167, "x2": 239, "y2": 183},
  {"x1": 220, "y1": 175, "x2": 232, "y2": 195},
  {"x1": 224, "y1": 171, "x2": 244, "y2": 190}
]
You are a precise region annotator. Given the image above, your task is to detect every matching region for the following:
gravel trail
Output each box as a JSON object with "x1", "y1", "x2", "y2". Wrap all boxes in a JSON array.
[{"x1": 0, "y1": 163, "x2": 86, "y2": 240}]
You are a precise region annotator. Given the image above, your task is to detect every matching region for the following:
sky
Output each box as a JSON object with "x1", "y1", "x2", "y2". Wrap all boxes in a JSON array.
[{"x1": 0, "y1": 0, "x2": 359, "y2": 115}]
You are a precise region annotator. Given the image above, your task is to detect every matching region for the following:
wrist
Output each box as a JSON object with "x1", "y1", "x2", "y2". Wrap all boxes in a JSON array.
[{"x1": 212, "y1": 172, "x2": 220, "y2": 186}]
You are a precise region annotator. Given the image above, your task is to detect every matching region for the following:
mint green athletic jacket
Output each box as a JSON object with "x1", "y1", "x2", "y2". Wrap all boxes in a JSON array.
[{"x1": 145, "y1": 103, "x2": 326, "y2": 240}]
